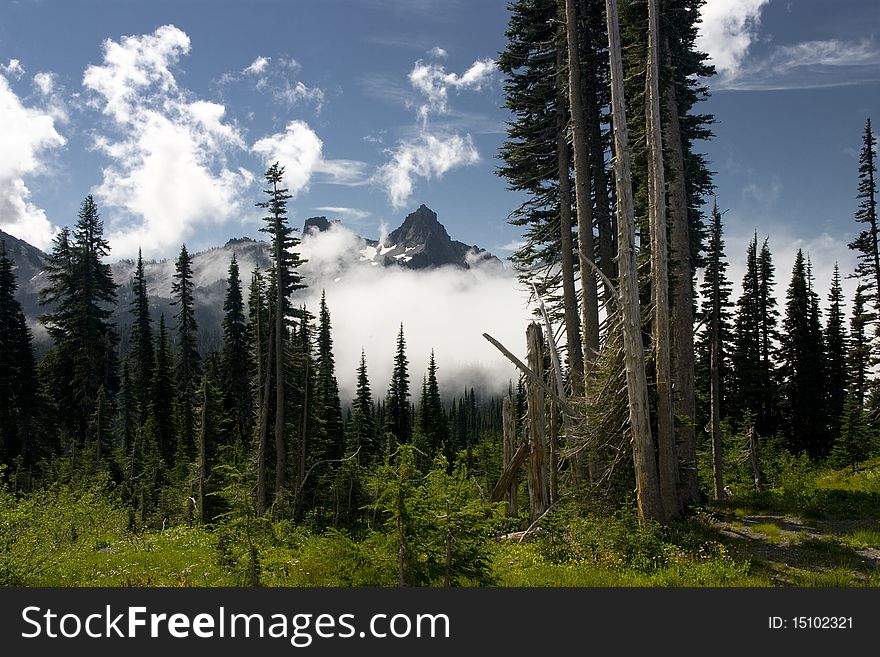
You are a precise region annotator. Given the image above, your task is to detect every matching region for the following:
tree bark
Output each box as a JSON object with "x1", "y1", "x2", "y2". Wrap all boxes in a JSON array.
[
  {"x1": 606, "y1": 0, "x2": 664, "y2": 523},
  {"x1": 526, "y1": 322, "x2": 548, "y2": 521},
  {"x1": 664, "y1": 56, "x2": 700, "y2": 506},
  {"x1": 501, "y1": 395, "x2": 518, "y2": 515},
  {"x1": 563, "y1": 0, "x2": 600, "y2": 380},
  {"x1": 646, "y1": 0, "x2": 681, "y2": 519},
  {"x1": 556, "y1": 41, "x2": 585, "y2": 399},
  {"x1": 256, "y1": 323, "x2": 273, "y2": 517},
  {"x1": 748, "y1": 426, "x2": 763, "y2": 493}
]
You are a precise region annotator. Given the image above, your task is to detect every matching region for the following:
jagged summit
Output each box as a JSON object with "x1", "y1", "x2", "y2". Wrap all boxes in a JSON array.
[{"x1": 388, "y1": 204, "x2": 450, "y2": 246}]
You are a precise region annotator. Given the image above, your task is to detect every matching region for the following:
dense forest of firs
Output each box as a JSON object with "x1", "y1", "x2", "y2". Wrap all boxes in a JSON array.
[{"x1": 1, "y1": 0, "x2": 879, "y2": 587}]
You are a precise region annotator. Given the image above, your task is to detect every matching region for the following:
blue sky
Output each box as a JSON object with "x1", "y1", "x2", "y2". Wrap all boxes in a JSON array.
[{"x1": 0, "y1": 0, "x2": 878, "y2": 297}]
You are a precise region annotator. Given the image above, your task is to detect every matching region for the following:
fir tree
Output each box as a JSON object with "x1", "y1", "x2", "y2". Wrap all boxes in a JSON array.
[
  {"x1": 831, "y1": 394, "x2": 871, "y2": 473},
  {"x1": 316, "y1": 291, "x2": 344, "y2": 460},
  {"x1": 848, "y1": 118, "x2": 879, "y2": 309},
  {"x1": 40, "y1": 196, "x2": 119, "y2": 444},
  {"x1": 171, "y1": 243, "x2": 200, "y2": 461},
  {"x1": 418, "y1": 350, "x2": 448, "y2": 457},
  {"x1": 257, "y1": 162, "x2": 307, "y2": 501},
  {"x1": 848, "y1": 280, "x2": 874, "y2": 410},
  {"x1": 385, "y1": 323, "x2": 412, "y2": 446},
  {"x1": 129, "y1": 248, "x2": 154, "y2": 425},
  {"x1": 222, "y1": 254, "x2": 250, "y2": 450},
  {"x1": 780, "y1": 250, "x2": 828, "y2": 457},
  {"x1": 825, "y1": 263, "x2": 848, "y2": 439},
  {"x1": 149, "y1": 314, "x2": 176, "y2": 467},
  {"x1": 352, "y1": 350, "x2": 375, "y2": 459},
  {"x1": 0, "y1": 240, "x2": 38, "y2": 465}
]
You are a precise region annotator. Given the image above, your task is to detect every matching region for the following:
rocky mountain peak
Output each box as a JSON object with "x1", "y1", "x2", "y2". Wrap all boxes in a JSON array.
[{"x1": 388, "y1": 204, "x2": 450, "y2": 247}]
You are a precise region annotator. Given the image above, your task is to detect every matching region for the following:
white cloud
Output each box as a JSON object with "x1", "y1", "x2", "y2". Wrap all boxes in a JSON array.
[
  {"x1": 252, "y1": 120, "x2": 369, "y2": 193},
  {"x1": 428, "y1": 46, "x2": 448, "y2": 59},
  {"x1": 296, "y1": 222, "x2": 529, "y2": 400},
  {"x1": 83, "y1": 24, "x2": 253, "y2": 258},
  {"x1": 1, "y1": 59, "x2": 25, "y2": 79},
  {"x1": 408, "y1": 57, "x2": 496, "y2": 122},
  {"x1": 697, "y1": 0, "x2": 769, "y2": 80},
  {"x1": 243, "y1": 56, "x2": 270, "y2": 75},
  {"x1": 314, "y1": 206, "x2": 371, "y2": 220},
  {"x1": 32, "y1": 72, "x2": 54, "y2": 96},
  {"x1": 717, "y1": 38, "x2": 880, "y2": 91},
  {"x1": 376, "y1": 132, "x2": 479, "y2": 208},
  {"x1": 273, "y1": 79, "x2": 325, "y2": 109},
  {"x1": 0, "y1": 74, "x2": 65, "y2": 249}
]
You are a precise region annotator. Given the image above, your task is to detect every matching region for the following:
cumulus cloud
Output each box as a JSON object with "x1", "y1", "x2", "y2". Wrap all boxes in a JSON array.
[
  {"x1": 243, "y1": 55, "x2": 270, "y2": 75},
  {"x1": 408, "y1": 57, "x2": 496, "y2": 122},
  {"x1": 427, "y1": 46, "x2": 448, "y2": 59},
  {"x1": 697, "y1": 0, "x2": 769, "y2": 80},
  {"x1": 295, "y1": 222, "x2": 530, "y2": 400},
  {"x1": 376, "y1": 132, "x2": 479, "y2": 208},
  {"x1": 0, "y1": 73, "x2": 65, "y2": 249},
  {"x1": 1, "y1": 59, "x2": 25, "y2": 79},
  {"x1": 83, "y1": 24, "x2": 253, "y2": 258},
  {"x1": 252, "y1": 120, "x2": 369, "y2": 193}
]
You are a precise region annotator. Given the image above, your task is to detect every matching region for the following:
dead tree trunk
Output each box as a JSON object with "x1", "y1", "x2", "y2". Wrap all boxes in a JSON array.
[
  {"x1": 526, "y1": 322, "x2": 548, "y2": 522},
  {"x1": 646, "y1": 0, "x2": 681, "y2": 520},
  {"x1": 563, "y1": 0, "x2": 600, "y2": 381},
  {"x1": 502, "y1": 395, "x2": 518, "y2": 516},
  {"x1": 606, "y1": 0, "x2": 664, "y2": 523},
  {"x1": 748, "y1": 426, "x2": 763, "y2": 493},
  {"x1": 555, "y1": 40, "x2": 585, "y2": 399},
  {"x1": 664, "y1": 49, "x2": 700, "y2": 506}
]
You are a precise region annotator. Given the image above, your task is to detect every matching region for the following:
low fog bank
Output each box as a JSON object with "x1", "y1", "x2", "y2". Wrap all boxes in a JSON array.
[{"x1": 296, "y1": 223, "x2": 532, "y2": 403}]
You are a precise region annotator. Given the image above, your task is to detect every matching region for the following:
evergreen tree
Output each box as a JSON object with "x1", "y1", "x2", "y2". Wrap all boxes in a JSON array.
[
  {"x1": 418, "y1": 350, "x2": 448, "y2": 457},
  {"x1": 0, "y1": 240, "x2": 38, "y2": 465},
  {"x1": 117, "y1": 358, "x2": 138, "y2": 453},
  {"x1": 385, "y1": 323, "x2": 412, "y2": 446},
  {"x1": 257, "y1": 162, "x2": 307, "y2": 501},
  {"x1": 316, "y1": 291, "x2": 344, "y2": 460},
  {"x1": 825, "y1": 264, "x2": 848, "y2": 439},
  {"x1": 129, "y1": 248, "x2": 154, "y2": 425},
  {"x1": 831, "y1": 394, "x2": 871, "y2": 473},
  {"x1": 352, "y1": 350, "x2": 375, "y2": 459},
  {"x1": 848, "y1": 118, "x2": 879, "y2": 309},
  {"x1": 848, "y1": 280, "x2": 874, "y2": 410},
  {"x1": 40, "y1": 196, "x2": 119, "y2": 444},
  {"x1": 171, "y1": 243, "x2": 200, "y2": 460},
  {"x1": 780, "y1": 250, "x2": 828, "y2": 457},
  {"x1": 148, "y1": 314, "x2": 176, "y2": 467},
  {"x1": 222, "y1": 254, "x2": 250, "y2": 450}
]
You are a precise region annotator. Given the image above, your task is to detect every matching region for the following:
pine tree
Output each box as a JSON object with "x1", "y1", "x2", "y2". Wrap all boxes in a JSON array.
[
  {"x1": 848, "y1": 280, "x2": 874, "y2": 410},
  {"x1": 129, "y1": 248, "x2": 154, "y2": 425},
  {"x1": 148, "y1": 314, "x2": 176, "y2": 467},
  {"x1": 117, "y1": 358, "x2": 138, "y2": 454},
  {"x1": 257, "y1": 162, "x2": 307, "y2": 502},
  {"x1": 222, "y1": 254, "x2": 250, "y2": 450},
  {"x1": 40, "y1": 196, "x2": 119, "y2": 444},
  {"x1": 248, "y1": 268, "x2": 271, "y2": 515},
  {"x1": 780, "y1": 250, "x2": 828, "y2": 457},
  {"x1": 848, "y1": 118, "x2": 879, "y2": 309},
  {"x1": 386, "y1": 323, "x2": 412, "y2": 446},
  {"x1": 697, "y1": 202, "x2": 733, "y2": 499},
  {"x1": 352, "y1": 350, "x2": 375, "y2": 459},
  {"x1": 831, "y1": 394, "x2": 871, "y2": 473},
  {"x1": 825, "y1": 264, "x2": 848, "y2": 440},
  {"x1": 316, "y1": 291, "x2": 344, "y2": 460},
  {"x1": 418, "y1": 350, "x2": 448, "y2": 457},
  {"x1": 171, "y1": 243, "x2": 200, "y2": 461},
  {"x1": 0, "y1": 240, "x2": 38, "y2": 465}
]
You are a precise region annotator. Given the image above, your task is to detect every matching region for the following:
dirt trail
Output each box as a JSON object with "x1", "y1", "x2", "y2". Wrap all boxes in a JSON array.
[{"x1": 711, "y1": 512, "x2": 880, "y2": 584}]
